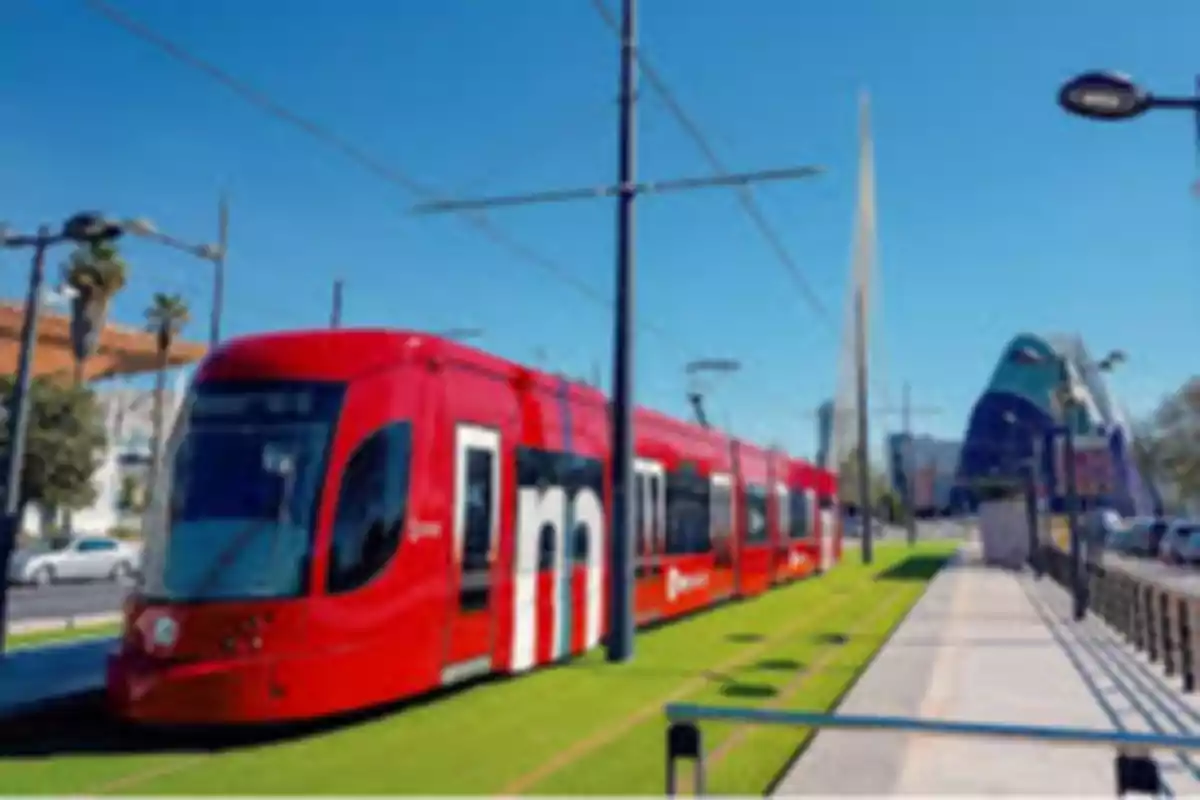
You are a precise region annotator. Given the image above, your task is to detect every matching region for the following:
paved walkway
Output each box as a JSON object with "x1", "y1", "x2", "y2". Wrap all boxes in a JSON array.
[{"x1": 773, "y1": 544, "x2": 1198, "y2": 795}]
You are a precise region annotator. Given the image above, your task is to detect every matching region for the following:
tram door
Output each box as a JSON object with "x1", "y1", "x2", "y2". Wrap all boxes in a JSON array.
[
  {"x1": 773, "y1": 482, "x2": 790, "y2": 582},
  {"x1": 443, "y1": 424, "x2": 500, "y2": 685}
]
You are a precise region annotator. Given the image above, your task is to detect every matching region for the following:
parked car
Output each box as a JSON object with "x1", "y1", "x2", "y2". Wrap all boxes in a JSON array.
[
  {"x1": 7, "y1": 534, "x2": 140, "y2": 587},
  {"x1": 1108, "y1": 517, "x2": 1170, "y2": 558},
  {"x1": 1158, "y1": 521, "x2": 1200, "y2": 566}
]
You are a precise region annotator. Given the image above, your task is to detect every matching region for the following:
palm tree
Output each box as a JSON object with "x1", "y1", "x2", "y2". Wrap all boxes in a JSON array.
[
  {"x1": 65, "y1": 241, "x2": 129, "y2": 384},
  {"x1": 144, "y1": 293, "x2": 190, "y2": 507}
]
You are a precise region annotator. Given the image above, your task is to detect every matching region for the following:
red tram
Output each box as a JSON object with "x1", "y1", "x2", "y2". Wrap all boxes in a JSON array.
[{"x1": 108, "y1": 330, "x2": 841, "y2": 725}]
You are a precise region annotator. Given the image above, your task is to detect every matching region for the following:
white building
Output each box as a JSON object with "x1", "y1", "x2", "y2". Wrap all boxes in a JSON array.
[{"x1": 23, "y1": 372, "x2": 189, "y2": 537}]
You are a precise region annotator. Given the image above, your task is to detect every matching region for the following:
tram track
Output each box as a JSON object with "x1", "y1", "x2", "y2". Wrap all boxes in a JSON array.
[
  {"x1": 680, "y1": 584, "x2": 920, "y2": 793},
  {"x1": 500, "y1": 573, "x2": 888, "y2": 794}
]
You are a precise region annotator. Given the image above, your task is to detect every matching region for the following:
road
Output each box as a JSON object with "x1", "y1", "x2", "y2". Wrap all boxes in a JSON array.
[
  {"x1": 5, "y1": 582, "x2": 129, "y2": 623},
  {"x1": 1101, "y1": 551, "x2": 1200, "y2": 596}
]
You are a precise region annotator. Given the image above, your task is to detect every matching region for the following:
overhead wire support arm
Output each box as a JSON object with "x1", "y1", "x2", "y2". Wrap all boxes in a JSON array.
[{"x1": 410, "y1": 165, "x2": 824, "y2": 215}]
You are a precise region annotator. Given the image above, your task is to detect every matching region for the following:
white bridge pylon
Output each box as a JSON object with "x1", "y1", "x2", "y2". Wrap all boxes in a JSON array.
[{"x1": 828, "y1": 89, "x2": 886, "y2": 475}]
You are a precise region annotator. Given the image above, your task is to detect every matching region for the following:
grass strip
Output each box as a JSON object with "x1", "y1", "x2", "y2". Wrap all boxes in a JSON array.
[{"x1": 0, "y1": 541, "x2": 954, "y2": 796}]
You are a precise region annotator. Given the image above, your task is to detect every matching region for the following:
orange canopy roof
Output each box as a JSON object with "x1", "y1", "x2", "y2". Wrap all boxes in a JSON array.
[{"x1": 0, "y1": 302, "x2": 207, "y2": 382}]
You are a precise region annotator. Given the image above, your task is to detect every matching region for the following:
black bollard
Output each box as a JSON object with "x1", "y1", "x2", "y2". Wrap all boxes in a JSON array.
[
  {"x1": 1161, "y1": 593, "x2": 1175, "y2": 678},
  {"x1": 666, "y1": 721, "x2": 706, "y2": 797},
  {"x1": 1179, "y1": 599, "x2": 1195, "y2": 694}
]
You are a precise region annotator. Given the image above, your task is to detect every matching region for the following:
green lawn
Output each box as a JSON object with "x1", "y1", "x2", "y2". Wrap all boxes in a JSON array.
[
  {"x1": 8, "y1": 624, "x2": 121, "y2": 650},
  {"x1": 0, "y1": 541, "x2": 956, "y2": 795}
]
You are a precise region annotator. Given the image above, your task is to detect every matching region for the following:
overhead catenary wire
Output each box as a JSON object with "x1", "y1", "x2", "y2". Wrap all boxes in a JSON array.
[
  {"x1": 588, "y1": 0, "x2": 897, "y2": 420},
  {"x1": 81, "y1": 0, "x2": 847, "y2": 439},
  {"x1": 81, "y1": 0, "x2": 687, "y2": 352},
  {"x1": 587, "y1": 0, "x2": 835, "y2": 330}
]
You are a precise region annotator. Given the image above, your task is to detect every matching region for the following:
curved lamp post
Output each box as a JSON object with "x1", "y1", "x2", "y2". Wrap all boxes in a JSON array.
[
  {"x1": 0, "y1": 212, "x2": 126, "y2": 656},
  {"x1": 1058, "y1": 71, "x2": 1200, "y2": 121},
  {"x1": 123, "y1": 194, "x2": 228, "y2": 350},
  {"x1": 1058, "y1": 72, "x2": 1200, "y2": 175}
]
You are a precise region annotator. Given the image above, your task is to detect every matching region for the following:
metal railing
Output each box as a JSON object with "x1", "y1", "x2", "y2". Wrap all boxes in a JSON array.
[
  {"x1": 1042, "y1": 545, "x2": 1200, "y2": 693},
  {"x1": 664, "y1": 703, "x2": 1196, "y2": 796}
]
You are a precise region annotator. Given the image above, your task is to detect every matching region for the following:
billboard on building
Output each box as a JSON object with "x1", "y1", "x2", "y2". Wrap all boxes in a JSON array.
[{"x1": 1049, "y1": 433, "x2": 1114, "y2": 500}]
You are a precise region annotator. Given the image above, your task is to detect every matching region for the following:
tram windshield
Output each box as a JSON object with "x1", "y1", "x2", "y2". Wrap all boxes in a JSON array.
[{"x1": 139, "y1": 381, "x2": 344, "y2": 602}]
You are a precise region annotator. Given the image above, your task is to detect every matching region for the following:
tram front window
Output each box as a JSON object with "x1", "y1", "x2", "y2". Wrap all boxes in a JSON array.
[{"x1": 139, "y1": 381, "x2": 344, "y2": 602}]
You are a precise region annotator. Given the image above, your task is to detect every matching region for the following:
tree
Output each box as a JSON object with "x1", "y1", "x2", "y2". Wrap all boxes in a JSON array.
[
  {"x1": 117, "y1": 473, "x2": 144, "y2": 512},
  {"x1": 144, "y1": 292, "x2": 190, "y2": 507},
  {"x1": 65, "y1": 240, "x2": 129, "y2": 384},
  {"x1": 1135, "y1": 378, "x2": 1200, "y2": 509},
  {"x1": 0, "y1": 376, "x2": 107, "y2": 522}
]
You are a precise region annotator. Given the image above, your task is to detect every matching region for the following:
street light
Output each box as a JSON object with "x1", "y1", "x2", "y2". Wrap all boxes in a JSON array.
[
  {"x1": 122, "y1": 192, "x2": 228, "y2": 349},
  {"x1": 0, "y1": 212, "x2": 125, "y2": 656},
  {"x1": 1096, "y1": 349, "x2": 1128, "y2": 372},
  {"x1": 1058, "y1": 71, "x2": 1200, "y2": 121}
]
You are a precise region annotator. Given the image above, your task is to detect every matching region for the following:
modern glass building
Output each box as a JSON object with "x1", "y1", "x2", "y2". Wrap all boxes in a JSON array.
[{"x1": 956, "y1": 333, "x2": 1159, "y2": 516}]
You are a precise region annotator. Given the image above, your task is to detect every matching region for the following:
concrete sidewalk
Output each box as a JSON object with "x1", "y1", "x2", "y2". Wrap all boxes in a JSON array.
[{"x1": 773, "y1": 546, "x2": 1126, "y2": 795}]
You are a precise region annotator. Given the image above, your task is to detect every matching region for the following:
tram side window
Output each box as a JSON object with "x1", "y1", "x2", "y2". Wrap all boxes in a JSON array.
[
  {"x1": 634, "y1": 472, "x2": 648, "y2": 577},
  {"x1": 648, "y1": 473, "x2": 663, "y2": 566},
  {"x1": 710, "y1": 482, "x2": 733, "y2": 566},
  {"x1": 665, "y1": 468, "x2": 711, "y2": 554},
  {"x1": 327, "y1": 422, "x2": 413, "y2": 594},
  {"x1": 744, "y1": 484, "x2": 769, "y2": 544},
  {"x1": 459, "y1": 447, "x2": 494, "y2": 612},
  {"x1": 789, "y1": 492, "x2": 810, "y2": 539}
]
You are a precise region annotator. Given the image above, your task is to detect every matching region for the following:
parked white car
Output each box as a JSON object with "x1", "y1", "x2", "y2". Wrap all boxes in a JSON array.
[{"x1": 7, "y1": 535, "x2": 140, "y2": 587}]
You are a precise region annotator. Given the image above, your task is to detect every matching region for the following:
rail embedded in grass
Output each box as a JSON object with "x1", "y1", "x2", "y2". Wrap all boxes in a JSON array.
[{"x1": 0, "y1": 544, "x2": 955, "y2": 796}]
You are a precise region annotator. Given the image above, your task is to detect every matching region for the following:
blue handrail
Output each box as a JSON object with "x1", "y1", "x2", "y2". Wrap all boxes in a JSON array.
[{"x1": 665, "y1": 702, "x2": 1200, "y2": 751}]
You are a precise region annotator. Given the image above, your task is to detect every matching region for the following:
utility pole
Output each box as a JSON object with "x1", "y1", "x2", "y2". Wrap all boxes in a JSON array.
[
  {"x1": 330, "y1": 278, "x2": 344, "y2": 329},
  {"x1": 854, "y1": 290, "x2": 872, "y2": 564},
  {"x1": 211, "y1": 191, "x2": 228, "y2": 348},
  {"x1": 902, "y1": 382, "x2": 915, "y2": 546},
  {"x1": 411, "y1": 0, "x2": 823, "y2": 664},
  {"x1": 0, "y1": 213, "x2": 125, "y2": 656},
  {"x1": 607, "y1": 0, "x2": 639, "y2": 663}
]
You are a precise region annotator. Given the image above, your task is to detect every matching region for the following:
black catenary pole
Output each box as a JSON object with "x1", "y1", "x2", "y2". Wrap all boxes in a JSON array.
[
  {"x1": 606, "y1": 0, "x2": 638, "y2": 662},
  {"x1": 406, "y1": 0, "x2": 823, "y2": 664},
  {"x1": 854, "y1": 289, "x2": 872, "y2": 565},
  {"x1": 902, "y1": 381, "x2": 917, "y2": 546},
  {"x1": 210, "y1": 191, "x2": 228, "y2": 348}
]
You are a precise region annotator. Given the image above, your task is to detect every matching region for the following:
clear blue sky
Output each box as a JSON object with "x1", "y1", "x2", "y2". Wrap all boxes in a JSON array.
[{"x1": 2, "y1": 0, "x2": 1197, "y2": 458}]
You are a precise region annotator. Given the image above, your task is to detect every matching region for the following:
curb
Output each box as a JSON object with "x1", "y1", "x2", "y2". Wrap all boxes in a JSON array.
[{"x1": 8, "y1": 612, "x2": 123, "y2": 637}]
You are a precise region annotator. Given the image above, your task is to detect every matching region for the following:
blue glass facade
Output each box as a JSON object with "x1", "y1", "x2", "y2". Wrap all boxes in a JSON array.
[{"x1": 956, "y1": 334, "x2": 1158, "y2": 516}]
